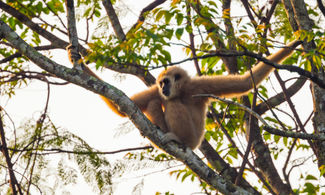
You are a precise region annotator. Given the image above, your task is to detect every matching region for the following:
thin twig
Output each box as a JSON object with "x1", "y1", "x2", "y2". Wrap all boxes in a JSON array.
[
  {"x1": 0, "y1": 110, "x2": 23, "y2": 194},
  {"x1": 8, "y1": 146, "x2": 153, "y2": 155}
]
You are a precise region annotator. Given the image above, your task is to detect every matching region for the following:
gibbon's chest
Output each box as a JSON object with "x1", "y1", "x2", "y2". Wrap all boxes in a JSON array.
[{"x1": 161, "y1": 95, "x2": 208, "y2": 118}]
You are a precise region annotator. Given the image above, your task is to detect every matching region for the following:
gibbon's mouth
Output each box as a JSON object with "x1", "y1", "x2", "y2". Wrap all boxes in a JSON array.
[{"x1": 163, "y1": 89, "x2": 170, "y2": 97}]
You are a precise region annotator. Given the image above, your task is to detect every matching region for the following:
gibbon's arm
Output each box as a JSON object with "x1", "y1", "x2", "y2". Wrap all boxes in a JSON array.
[
  {"x1": 67, "y1": 45, "x2": 165, "y2": 118},
  {"x1": 100, "y1": 86, "x2": 161, "y2": 117},
  {"x1": 72, "y1": 64, "x2": 127, "y2": 117},
  {"x1": 191, "y1": 40, "x2": 300, "y2": 98},
  {"x1": 83, "y1": 65, "x2": 161, "y2": 117}
]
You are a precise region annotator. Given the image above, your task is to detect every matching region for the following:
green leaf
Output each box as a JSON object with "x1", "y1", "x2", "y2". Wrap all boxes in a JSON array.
[
  {"x1": 176, "y1": 13, "x2": 184, "y2": 25},
  {"x1": 306, "y1": 174, "x2": 317, "y2": 180},
  {"x1": 156, "y1": 10, "x2": 165, "y2": 21},
  {"x1": 226, "y1": 156, "x2": 233, "y2": 164},
  {"x1": 94, "y1": 9, "x2": 101, "y2": 17},
  {"x1": 165, "y1": 11, "x2": 173, "y2": 24},
  {"x1": 161, "y1": 50, "x2": 171, "y2": 62},
  {"x1": 319, "y1": 165, "x2": 325, "y2": 176},
  {"x1": 263, "y1": 132, "x2": 271, "y2": 141},
  {"x1": 274, "y1": 134, "x2": 280, "y2": 143},
  {"x1": 228, "y1": 147, "x2": 238, "y2": 159},
  {"x1": 175, "y1": 28, "x2": 184, "y2": 40}
]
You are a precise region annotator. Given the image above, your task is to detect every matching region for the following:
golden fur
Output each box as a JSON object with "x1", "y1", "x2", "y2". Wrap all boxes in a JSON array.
[{"x1": 75, "y1": 41, "x2": 299, "y2": 149}]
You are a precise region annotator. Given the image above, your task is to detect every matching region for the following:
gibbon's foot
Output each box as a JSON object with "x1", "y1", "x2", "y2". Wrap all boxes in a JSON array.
[{"x1": 161, "y1": 132, "x2": 183, "y2": 146}]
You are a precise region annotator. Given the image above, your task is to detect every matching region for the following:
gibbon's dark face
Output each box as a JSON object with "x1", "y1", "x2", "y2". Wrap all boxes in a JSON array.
[
  {"x1": 160, "y1": 78, "x2": 171, "y2": 97},
  {"x1": 157, "y1": 67, "x2": 189, "y2": 100}
]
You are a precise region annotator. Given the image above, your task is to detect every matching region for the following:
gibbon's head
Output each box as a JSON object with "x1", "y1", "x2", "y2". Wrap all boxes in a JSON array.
[{"x1": 157, "y1": 67, "x2": 190, "y2": 100}]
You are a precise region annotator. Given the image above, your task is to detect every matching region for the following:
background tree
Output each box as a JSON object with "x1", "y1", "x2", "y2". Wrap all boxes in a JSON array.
[{"x1": 0, "y1": 0, "x2": 325, "y2": 194}]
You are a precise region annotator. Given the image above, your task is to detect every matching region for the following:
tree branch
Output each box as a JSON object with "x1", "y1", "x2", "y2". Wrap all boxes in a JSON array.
[
  {"x1": 256, "y1": 77, "x2": 306, "y2": 114},
  {"x1": 8, "y1": 146, "x2": 153, "y2": 155},
  {"x1": 317, "y1": 0, "x2": 325, "y2": 17},
  {"x1": 102, "y1": 0, "x2": 126, "y2": 40},
  {"x1": 127, "y1": 0, "x2": 167, "y2": 36}
]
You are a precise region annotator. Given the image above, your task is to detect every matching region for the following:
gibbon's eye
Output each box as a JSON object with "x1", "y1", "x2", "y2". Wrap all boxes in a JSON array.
[
  {"x1": 162, "y1": 78, "x2": 169, "y2": 85},
  {"x1": 159, "y1": 81, "x2": 163, "y2": 87},
  {"x1": 174, "y1": 74, "x2": 181, "y2": 81}
]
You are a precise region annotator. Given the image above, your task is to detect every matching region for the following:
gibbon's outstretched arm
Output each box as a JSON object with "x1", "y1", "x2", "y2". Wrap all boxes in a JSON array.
[
  {"x1": 80, "y1": 64, "x2": 168, "y2": 129},
  {"x1": 97, "y1": 76, "x2": 168, "y2": 130},
  {"x1": 66, "y1": 46, "x2": 166, "y2": 126},
  {"x1": 191, "y1": 40, "x2": 301, "y2": 98},
  {"x1": 66, "y1": 45, "x2": 127, "y2": 117}
]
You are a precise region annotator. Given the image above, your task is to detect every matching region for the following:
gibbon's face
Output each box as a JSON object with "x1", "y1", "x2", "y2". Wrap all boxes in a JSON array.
[{"x1": 157, "y1": 67, "x2": 189, "y2": 100}]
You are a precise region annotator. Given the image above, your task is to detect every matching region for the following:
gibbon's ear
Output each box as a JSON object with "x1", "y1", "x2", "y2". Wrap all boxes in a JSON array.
[{"x1": 174, "y1": 73, "x2": 181, "y2": 81}]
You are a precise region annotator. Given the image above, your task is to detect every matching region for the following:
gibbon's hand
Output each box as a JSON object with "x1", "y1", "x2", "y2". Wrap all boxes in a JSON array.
[{"x1": 66, "y1": 44, "x2": 82, "y2": 66}]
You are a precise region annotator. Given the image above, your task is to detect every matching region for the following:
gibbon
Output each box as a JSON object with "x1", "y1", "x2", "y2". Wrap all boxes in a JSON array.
[{"x1": 68, "y1": 40, "x2": 300, "y2": 149}]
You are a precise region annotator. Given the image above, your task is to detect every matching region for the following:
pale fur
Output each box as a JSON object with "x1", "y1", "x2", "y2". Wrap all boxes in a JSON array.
[{"x1": 90, "y1": 40, "x2": 300, "y2": 149}]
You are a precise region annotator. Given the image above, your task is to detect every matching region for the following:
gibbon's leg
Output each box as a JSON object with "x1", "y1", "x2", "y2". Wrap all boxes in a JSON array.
[
  {"x1": 164, "y1": 100, "x2": 199, "y2": 149},
  {"x1": 146, "y1": 99, "x2": 169, "y2": 132}
]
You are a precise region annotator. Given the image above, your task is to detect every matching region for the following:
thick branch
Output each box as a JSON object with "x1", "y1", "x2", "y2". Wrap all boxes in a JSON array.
[
  {"x1": 65, "y1": 0, "x2": 78, "y2": 47},
  {"x1": 281, "y1": 0, "x2": 299, "y2": 31},
  {"x1": 222, "y1": 0, "x2": 238, "y2": 73}
]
